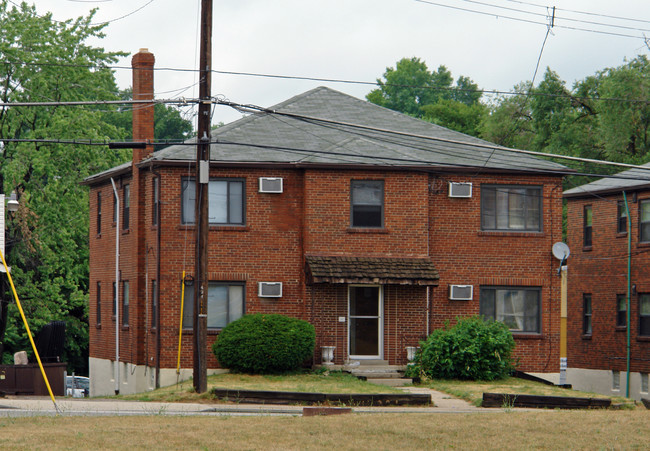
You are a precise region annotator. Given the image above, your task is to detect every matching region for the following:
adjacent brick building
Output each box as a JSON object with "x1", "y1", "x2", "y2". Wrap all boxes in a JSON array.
[
  {"x1": 565, "y1": 166, "x2": 650, "y2": 400},
  {"x1": 85, "y1": 50, "x2": 567, "y2": 396}
]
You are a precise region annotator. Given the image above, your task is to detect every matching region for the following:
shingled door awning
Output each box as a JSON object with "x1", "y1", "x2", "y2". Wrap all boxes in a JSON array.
[{"x1": 305, "y1": 256, "x2": 439, "y2": 286}]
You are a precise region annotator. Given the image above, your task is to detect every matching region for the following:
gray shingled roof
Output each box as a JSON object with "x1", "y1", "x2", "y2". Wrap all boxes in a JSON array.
[
  {"x1": 564, "y1": 162, "x2": 650, "y2": 197},
  {"x1": 305, "y1": 255, "x2": 439, "y2": 286},
  {"x1": 84, "y1": 86, "x2": 568, "y2": 184},
  {"x1": 148, "y1": 87, "x2": 566, "y2": 173}
]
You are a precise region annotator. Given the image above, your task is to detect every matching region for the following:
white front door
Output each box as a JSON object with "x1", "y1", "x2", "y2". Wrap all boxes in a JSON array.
[{"x1": 348, "y1": 285, "x2": 383, "y2": 359}]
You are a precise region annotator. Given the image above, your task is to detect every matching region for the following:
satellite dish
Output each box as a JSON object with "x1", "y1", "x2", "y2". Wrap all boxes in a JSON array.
[{"x1": 552, "y1": 242, "x2": 570, "y2": 261}]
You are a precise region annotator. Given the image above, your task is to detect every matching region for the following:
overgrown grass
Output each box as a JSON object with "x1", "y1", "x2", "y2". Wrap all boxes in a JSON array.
[
  {"x1": 118, "y1": 370, "x2": 402, "y2": 403},
  {"x1": 1, "y1": 411, "x2": 649, "y2": 450},
  {"x1": 421, "y1": 377, "x2": 637, "y2": 408}
]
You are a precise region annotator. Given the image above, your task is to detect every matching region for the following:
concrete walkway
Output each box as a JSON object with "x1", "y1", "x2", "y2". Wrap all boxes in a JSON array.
[{"x1": 0, "y1": 387, "x2": 483, "y2": 417}]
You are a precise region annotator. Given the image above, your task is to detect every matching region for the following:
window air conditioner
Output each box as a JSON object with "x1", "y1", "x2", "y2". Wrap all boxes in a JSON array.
[
  {"x1": 448, "y1": 182, "x2": 472, "y2": 198},
  {"x1": 259, "y1": 177, "x2": 283, "y2": 193},
  {"x1": 449, "y1": 285, "x2": 473, "y2": 301},
  {"x1": 258, "y1": 282, "x2": 283, "y2": 298}
]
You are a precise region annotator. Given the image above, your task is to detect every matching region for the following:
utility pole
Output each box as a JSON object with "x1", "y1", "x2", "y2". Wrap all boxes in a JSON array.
[{"x1": 194, "y1": 0, "x2": 212, "y2": 394}]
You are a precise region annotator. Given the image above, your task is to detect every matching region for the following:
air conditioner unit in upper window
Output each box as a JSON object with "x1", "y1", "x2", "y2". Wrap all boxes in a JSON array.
[
  {"x1": 258, "y1": 282, "x2": 282, "y2": 298},
  {"x1": 448, "y1": 182, "x2": 472, "y2": 198},
  {"x1": 259, "y1": 177, "x2": 283, "y2": 193},
  {"x1": 449, "y1": 284, "x2": 473, "y2": 301}
]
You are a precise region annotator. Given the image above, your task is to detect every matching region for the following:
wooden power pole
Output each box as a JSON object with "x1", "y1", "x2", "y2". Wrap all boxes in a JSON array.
[{"x1": 194, "y1": 0, "x2": 212, "y2": 394}]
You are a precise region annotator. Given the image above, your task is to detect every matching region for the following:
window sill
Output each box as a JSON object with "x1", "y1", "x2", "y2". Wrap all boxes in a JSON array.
[
  {"x1": 121, "y1": 326, "x2": 130, "y2": 331},
  {"x1": 637, "y1": 336, "x2": 650, "y2": 342},
  {"x1": 96, "y1": 233, "x2": 102, "y2": 239},
  {"x1": 210, "y1": 225, "x2": 249, "y2": 232},
  {"x1": 583, "y1": 245, "x2": 593, "y2": 252},
  {"x1": 615, "y1": 326, "x2": 627, "y2": 332},
  {"x1": 121, "y1": 229, "x2": 130, "y2": 235},
  {"x1": 616, "y1": 232, "x2": 628, "y2": 238},
  {"x1": 582, "y1": 334, "x2": 592, "y2": 340},
  {"x1": 178, "y1": 225, "x2": 249, "y2": 232},
  {"x1": 637, "y1": 242, "x2": 650, "y2": 248},
  {"x1": 181, "y1": 328, "x2": 224, "y2": 335},
  {"x1": 511, "y1": 333, "x2": 544, "y2": 339},
  {"x1": 347, "y1": 228, "x2": 389, "y2": 234},
  {"x1": 96, "y1": 324, "x2": 101, "y2": 329},
  {"x1": 478, "y1": 231, "x2": 543, "y2": 238}
]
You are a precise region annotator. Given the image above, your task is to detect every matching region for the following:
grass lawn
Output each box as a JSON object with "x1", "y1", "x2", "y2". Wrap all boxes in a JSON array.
[
  {"x1": 119, "y1": 371, "x2": 403, "y2": 403},
  {"x1": 1, "y1": 411, "x2": 649, "y2": 449},
  {"x1": 422, "y1": 377, "x2": 637, "y2": 408}
]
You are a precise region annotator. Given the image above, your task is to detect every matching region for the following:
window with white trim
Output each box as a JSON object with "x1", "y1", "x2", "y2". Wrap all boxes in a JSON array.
[
  {"x1": 640, "y1": 200, "x2": 650, "y2": 242},
  {"x1": 181, "y1": 178, "x2": 245, "y2": 225},
  {"x1": 481, "y1": 186, "x2": 541, "y2": 231},
  {"x1": 351, "y1": 180, "x2": 384, "y2": 228},
  {"x1": 639, "y1": 294, "x2": 650, "y2": 337},
  {"x1": 479, "y1": 287, "x2": 540, "y2": 333},
  {"x1": 583, "y1": 294, "x2": 592, "y2": 335},
  {"x1": 183, "y1": 282, "x2": 245, "y2": 329}
]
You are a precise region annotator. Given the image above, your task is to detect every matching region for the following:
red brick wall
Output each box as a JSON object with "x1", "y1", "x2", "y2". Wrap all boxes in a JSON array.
[
  {"x1": 566, "y1": 193, "x2": 650, "y2": 374},
  {"x1": 89, "y1": 167, "x2": 564, "y2": 373}
]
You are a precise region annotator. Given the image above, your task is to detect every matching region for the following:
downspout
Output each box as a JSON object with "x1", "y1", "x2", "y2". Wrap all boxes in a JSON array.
[
  {"x1": 623, "y1": 191, "x2": 631, "y2": 398},
  {"x1": 110, "y1": 177, "x2": 120, "y2": 395},
  {"x1": 151, "y1": 165, "x2": 162, "y2": 389},
  {"x1": 426, "y1": 178, "x2": 432, "y2": 337}
]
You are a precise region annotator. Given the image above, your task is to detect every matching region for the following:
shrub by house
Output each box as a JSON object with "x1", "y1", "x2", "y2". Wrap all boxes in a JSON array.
[{"x1": 213, "y1": 314, "x2": 316, "y2": 374}]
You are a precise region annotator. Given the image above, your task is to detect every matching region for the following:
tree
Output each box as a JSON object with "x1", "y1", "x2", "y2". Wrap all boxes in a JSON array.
[
  {"x1": 596, "y1": 56, "x2": 650, "y2": 163},
  {"x1": 367, "y1": 57, "x2": 485, "y2": 135},
  {"x1": 480, "y1": 82, "x2": 535, "y2": 149},
  {"x1": 103, "y1": 88, "x2": 193, "y2": 150},
  {"x1": 421, "y1": 99, "x2": 487, "y2": 137},
  {"x1": 0, "y1": 1, "x2": 130, "y2": 373}
]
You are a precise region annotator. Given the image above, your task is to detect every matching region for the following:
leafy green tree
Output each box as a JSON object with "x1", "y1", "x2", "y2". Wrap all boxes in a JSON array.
[
  {"x1": 480, "y1": 82, "x2": 535, "y2": 149},
  {"x1": 367, "y1": 57, "x2": 485, "y2": 134},
  {"x1": 103, "y1": 88, "x2": 193, "y2": 150},
  {"x1": 367, "y1": 57, "x2": 439, "y2": 117},
  {"x1": 0, "y1": 1, "x2": 130, "y2": 373},
  {"x1": 596, "y1": 56, "x2": 650, "y2": 163},
  {"x1": 421, "y1": 99, "x2": 487, "y2": 137}
]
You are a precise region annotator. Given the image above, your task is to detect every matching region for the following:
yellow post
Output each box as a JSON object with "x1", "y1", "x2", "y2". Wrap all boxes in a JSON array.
[
  {"x1": 560, "y1": 266, "x2": 568, "y2": 385},
  {"x1": 0, "y1": 249, "x2": 60, "y2": 413},
  {"x1": 176, "y1": 271, "x2": 186, "y2": 380}
]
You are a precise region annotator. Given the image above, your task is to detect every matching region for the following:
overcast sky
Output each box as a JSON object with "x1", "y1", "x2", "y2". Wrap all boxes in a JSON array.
[{"x1": 31, "y1": 0, "x2": 650, "y2": 128}]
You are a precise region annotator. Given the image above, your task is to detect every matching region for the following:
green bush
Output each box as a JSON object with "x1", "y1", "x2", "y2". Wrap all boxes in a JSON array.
[
  {"x1": 212, "y1": 314, "x2": 315, "y2": 374},
  {"x1": 407, "y1": 316, "x2": 516, "y2": 381}
]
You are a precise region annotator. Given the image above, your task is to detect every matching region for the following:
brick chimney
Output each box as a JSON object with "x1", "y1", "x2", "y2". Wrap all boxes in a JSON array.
[{"x1": 131, "y1": 48, "x2": 155, "y2": 163}]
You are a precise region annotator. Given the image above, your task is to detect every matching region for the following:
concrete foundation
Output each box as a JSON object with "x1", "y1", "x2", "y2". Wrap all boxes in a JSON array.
[
  {"x1": 89, "y1": 357, "x2": 227, "y2": 397},
  {"x1": 567, "y1": 367, "x2": 649, "y2": 401}
]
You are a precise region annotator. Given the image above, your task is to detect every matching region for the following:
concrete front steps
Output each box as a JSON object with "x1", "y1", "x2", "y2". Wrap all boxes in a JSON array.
[{"x1": 343, "y1": 360, "x2": 413, "y2": 387}]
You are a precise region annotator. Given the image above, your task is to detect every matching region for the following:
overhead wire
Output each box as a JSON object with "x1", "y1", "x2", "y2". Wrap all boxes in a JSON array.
[
  {"x1": 414, "y1": 0, "x2": 648, "y2": 39},
  {"x1": 3, "y1": 59, "x2": 650, "y2": 105},
  {"x1": 451, "y1": 0, "x2": 650, "y2": 33},
  {"x1": 503, "y1": 0, "x2": 650, "y2": 25}
]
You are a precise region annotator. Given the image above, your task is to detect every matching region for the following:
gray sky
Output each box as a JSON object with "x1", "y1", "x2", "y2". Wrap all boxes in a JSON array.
[{"x1": 31, "y1": 0, "x2": 650, "y2": 128}]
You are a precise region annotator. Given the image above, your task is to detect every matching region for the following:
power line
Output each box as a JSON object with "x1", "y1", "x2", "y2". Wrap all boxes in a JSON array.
[
  {"x1": 0, "y1": 99, "x2": 197, "y2": 107},
  {"x1": 503, "y1": 0, "x2": 650, "y2": 25},
  {"x1": 3, "y1": 59, "x2": 650, "y2": 106},
  {"x1": 452, "y1": 0, "x2": 650, "y2": 33},
  {"x1": 414, "y1": 0, "x2": 647, "y2": 39},
  {"x1": 221, "y1": 101, "x2": 650, "y2": 173}
]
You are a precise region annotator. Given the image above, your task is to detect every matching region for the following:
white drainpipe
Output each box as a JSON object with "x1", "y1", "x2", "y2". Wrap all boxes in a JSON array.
[{"x1": 110, "y1": 178, "x2": 120, "y2": 395}]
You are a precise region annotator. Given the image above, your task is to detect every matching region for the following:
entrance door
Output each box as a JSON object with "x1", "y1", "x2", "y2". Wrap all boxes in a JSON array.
[{"x1": 348, "y1": 286, "x2": 383, "y2": 359}]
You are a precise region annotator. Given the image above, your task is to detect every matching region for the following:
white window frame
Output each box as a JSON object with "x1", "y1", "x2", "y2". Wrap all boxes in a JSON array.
[
  {"x1": 183, "y1": 282, "x2": 245, "y2": 329},
  {"x1": 479, "y1": 286, "x2": 541, "y2": 333},
  {"x1": 181, "y1": 177, "x2": 245, "y2": 225},
  {"x1": 481, "y1": 185, "x2": 542, "y2": 232}
]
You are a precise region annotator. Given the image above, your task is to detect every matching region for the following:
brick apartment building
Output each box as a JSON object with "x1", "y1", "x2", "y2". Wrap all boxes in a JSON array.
[
  {"x1": 565, "y1": 166, "x2": 650, "y2": 400},
  {"x1": 84, "y1": 50, "x2": 567, "y2": 396}
]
